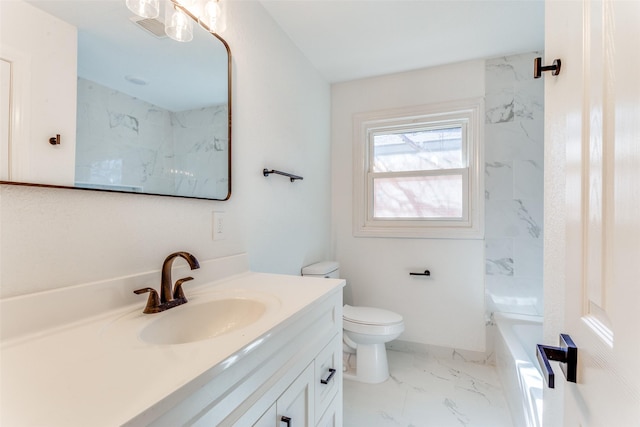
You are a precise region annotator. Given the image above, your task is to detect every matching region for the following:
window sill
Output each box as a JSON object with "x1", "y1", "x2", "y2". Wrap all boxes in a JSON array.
[{"x1": 353, "y1": 222, "x2": 484, "y2": 239}]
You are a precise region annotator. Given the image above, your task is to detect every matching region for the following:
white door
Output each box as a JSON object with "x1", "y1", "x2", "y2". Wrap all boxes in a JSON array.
[{"x1": 544, "y1": 0, "x2": 640, "y2": 426}]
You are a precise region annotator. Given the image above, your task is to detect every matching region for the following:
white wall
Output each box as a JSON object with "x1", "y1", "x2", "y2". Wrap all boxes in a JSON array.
[
  {"x1": 0, "y1": 1, "x2": 331, "y2": 298},
  {"x1": 331, "y1": 61, "x2": 487, "y2": 352}
]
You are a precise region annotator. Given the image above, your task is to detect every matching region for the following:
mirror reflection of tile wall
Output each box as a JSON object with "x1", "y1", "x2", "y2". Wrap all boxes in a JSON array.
[
  {"x1": 484, "y1": 52, "x2": 544, "y2": 317},
  {"x1": 75, "y1": 78, "x2": 228, "y2": 198}
]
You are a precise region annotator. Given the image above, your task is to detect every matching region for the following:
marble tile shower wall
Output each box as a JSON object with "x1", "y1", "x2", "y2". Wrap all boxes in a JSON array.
[
  {"x1": 76, "y1": 78, "x2": 228, "y2": 197},
  {"x1": 484, "y1": 52, "x2": 544, "y2": 316}
]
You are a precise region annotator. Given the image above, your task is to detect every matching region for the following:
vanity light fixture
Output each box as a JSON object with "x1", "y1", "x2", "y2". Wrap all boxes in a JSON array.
[
  {"x1": 164, "y1": 0, "x2": 194, "y2": 42},
  {"x1": 126, "y1": 0, "x2": 160, "y2": 19},
  {"x1": 198, "y1": 0, "x2": 220, "y2": 33},
  {"x1": 126, "y1": 0, "x2": 222, "y2": 41}
]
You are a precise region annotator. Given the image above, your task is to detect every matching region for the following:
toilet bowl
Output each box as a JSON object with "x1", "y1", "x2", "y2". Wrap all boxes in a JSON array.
[
  {"x1": 342, "y1": 304, "x2": 404, "y2": 383},
  {"x1": 301, "y1": 261, "x2": 404, "y2": 384}
]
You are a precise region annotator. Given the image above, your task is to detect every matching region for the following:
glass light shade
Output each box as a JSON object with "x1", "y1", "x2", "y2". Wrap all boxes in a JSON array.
[
  {"x1": 164, "y1": 1, "x2": 194, "y2": 42},
  {"x1": 198, "y1": 0, "x2": 219, "y2": 32},
  {"x1": 126, "y1": 0, "x2": 160, "y2": 19}
]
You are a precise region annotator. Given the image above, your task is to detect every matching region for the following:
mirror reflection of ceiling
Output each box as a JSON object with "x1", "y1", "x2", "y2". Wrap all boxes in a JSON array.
[
  {"x1": 28, "y1": 0, "x2": 228, "y2": 111},
  {"x1": 260, "y1": 0, "x2": 545, "y2": 83}
]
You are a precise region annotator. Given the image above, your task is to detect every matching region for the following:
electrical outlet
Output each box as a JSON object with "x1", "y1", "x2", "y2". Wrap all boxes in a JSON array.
[{"x1": 212, "y1": 211, "x2": 226, "y2": 240}]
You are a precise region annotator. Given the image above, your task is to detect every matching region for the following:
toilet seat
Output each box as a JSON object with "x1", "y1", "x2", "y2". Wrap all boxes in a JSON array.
[
  {"x1": 343, "y1": 305, "x2": 404, "y2": 336},
  {"x1": 343, "y1": 304, "x2": 403, "y2": 326},
  {"x1": 343, "y1": 319, "x2": 405, "y2": 336}
]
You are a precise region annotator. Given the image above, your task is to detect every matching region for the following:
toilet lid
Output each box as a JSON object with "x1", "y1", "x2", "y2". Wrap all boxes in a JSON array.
[{"x1": 343, "y1": 305, "x2": 403, "y2": 326}]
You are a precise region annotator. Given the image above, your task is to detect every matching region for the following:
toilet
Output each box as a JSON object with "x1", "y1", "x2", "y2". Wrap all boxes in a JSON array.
[{"x1": 301, "y1": 261, "x2": 404, "y2": 384}]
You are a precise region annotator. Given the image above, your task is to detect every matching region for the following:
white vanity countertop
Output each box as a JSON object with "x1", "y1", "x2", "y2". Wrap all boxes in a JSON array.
[{"x1": 0, "y1": 271, "x2": 344, "y2": 426}]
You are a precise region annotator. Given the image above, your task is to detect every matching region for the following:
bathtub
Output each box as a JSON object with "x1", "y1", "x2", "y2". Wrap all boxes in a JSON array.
[{"x1": 494, "y1": 313, "x2": 544, "y2": 427}]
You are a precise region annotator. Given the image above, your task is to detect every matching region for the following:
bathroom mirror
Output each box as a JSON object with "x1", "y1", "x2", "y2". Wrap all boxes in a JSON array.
[{"x1": 0, "y1": 0, "x2": 231, "y2": 200}]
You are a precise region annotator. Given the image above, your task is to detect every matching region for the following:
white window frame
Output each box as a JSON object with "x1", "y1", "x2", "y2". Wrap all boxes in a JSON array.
[{"x1": 352, "y1": 98, "x2": 484, "y2": 239}]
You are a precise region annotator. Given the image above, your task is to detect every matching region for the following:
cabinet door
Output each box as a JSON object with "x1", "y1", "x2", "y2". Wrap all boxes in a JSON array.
[
  {"x1": 316, "y1": 393, "x2": 342, "y2": 427},
  {"x1": 277, "y1": 363, "x2": 314, "y2": 427},
  {"x1": 252, "y1": 403, "x2": 276, "y2": 427},
  {"x1": 314, "y1": 333, "x2": 341, "y2": 424}
]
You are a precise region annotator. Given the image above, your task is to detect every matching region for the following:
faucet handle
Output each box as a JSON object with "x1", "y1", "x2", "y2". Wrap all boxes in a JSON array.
[
  {"x1": 133, "y1": 287, "x2": 161, "y2": 314},
  {"x1": 173, "y1": 277, "x2": 194, "y2": 301}
]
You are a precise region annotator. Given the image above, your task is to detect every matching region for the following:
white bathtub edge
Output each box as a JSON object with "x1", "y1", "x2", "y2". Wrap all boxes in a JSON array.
[{"x1": 493, "y1": 312, "x2": 544, "y2": 427}]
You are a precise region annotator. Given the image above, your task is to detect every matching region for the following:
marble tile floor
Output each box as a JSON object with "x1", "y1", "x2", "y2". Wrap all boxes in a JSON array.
[{"x1": 343, "y1": 349, "x2": 514, "y2": 427}]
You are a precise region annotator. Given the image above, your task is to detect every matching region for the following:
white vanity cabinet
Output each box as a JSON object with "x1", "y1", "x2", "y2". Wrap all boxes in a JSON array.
[
  {"x1": 253, "y1": 404, "x2": 277, "y2": 426},
  {"x1": 314, "y1": 334, "x2": 342, "y2": 420},
  {"x1": 143, "y1": 288, "x2": 343, "y2": 427},
  {"x1": 265, "y1": 362, "x2": 314, "y2": 427},
  {"x1": 274, "y1": 362, "x2": 314, "y2": 426},
  {"x1": 248, "y1": 333, "x2": 342, "y2": 427},
  {"x1": 0, "y1": 257, "x2": 345, "y2": 427}
]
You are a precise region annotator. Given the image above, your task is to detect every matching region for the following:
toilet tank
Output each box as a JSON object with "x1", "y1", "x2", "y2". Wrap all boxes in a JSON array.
[{"x1": 301, "y1": 261, "x2": 339, "y2": 279}]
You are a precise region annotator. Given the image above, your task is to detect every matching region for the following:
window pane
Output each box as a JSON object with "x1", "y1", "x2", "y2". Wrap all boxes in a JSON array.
[
  {"x1": 373, "y1": 175, "x2": 463, "y2": 219},
  {"x1": 372, "y1": 127, "x2": 462, "y2": 173}
]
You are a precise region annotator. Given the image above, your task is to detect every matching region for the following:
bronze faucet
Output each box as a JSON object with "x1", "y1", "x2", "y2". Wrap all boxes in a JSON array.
[{"x1": 134, "y1": 251, "x2": 200, "y2": 314}]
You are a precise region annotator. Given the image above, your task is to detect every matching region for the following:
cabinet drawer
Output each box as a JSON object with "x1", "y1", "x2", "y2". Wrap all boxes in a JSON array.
[{"x1": 314, "y1": 333, "x2": 341, "y2": 424}]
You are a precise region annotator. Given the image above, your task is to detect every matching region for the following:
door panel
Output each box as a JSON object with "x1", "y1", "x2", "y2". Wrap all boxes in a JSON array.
[{"x1": 544, "y1": 0, "x2": 640, "y2": 425}]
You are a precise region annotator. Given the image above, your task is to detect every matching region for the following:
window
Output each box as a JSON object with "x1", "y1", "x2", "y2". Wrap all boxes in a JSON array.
[{"x1": 353, "y1": 99, "x2": 484, "y2": 238}]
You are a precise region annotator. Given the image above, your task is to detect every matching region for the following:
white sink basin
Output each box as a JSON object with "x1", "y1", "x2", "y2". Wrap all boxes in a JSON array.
[{"x1": 139, "y1": 298, "x2": 267, "y2": 345}]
